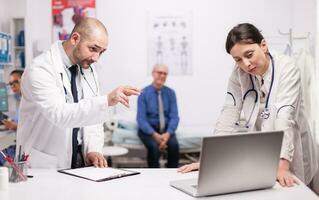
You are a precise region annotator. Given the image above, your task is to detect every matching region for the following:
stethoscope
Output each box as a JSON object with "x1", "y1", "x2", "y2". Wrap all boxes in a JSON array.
[
  {"x1": 61, "y1": 65, "x2": 98, "y2": 99},
  {"x1": 230, "y1": 53, "x2": 296, "y2": 129},
  {"x1": 233, "y1": 53, "x2": 275, "y2": 128},
  {"x1": 79, "y1": 65, "x2": 98, "y2": 97}
]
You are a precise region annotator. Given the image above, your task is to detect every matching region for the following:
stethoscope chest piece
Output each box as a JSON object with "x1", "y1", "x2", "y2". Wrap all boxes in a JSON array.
[{"x1": 260, "y1": 108, "x2": 270, "y2": 119}]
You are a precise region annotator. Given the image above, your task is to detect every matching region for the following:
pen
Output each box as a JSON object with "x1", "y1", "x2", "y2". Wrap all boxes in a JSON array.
[
  {"x1": 0, "y1": 150, "x2": 27, "y2": 181},
  {"x1": 23, "y1": 154, "x2": 29, "y2": 162},
  {"x1": 18, "y1": 145, "x2": 21, "y2": 161}
]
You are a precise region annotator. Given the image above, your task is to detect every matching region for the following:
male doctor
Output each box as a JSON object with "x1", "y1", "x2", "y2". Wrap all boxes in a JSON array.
[{"x1": 17, "y1": 17, "x2": 140, "y2": 169}]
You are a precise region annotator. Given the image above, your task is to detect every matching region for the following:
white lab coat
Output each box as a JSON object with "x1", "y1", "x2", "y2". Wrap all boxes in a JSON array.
[
  {"x1": 295, "y1": 48, "x2": 316, "y2": 129},
  {"x1": 17, "y1": 41, "x2": 110, "y2": 169},
  {"x1": 214, "y1": 52, "x2": 318, "y2": 184}
]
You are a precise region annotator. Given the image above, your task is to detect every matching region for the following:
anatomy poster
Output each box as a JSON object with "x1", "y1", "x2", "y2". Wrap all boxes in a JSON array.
[
  {"x1": 147, "y1": 12, "x2": 192, "y2": 76},
  {"x1": 52, "y1": 0, "x2": 96, "y2": 41}
]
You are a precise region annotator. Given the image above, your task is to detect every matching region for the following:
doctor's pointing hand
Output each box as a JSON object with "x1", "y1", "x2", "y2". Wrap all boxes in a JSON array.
[
  {"x1": 108, "y1": 86, "x2": 141, "y2": 108},
  {"x1": 17, "y1": 17, "x2": 140, "y2": 169}
]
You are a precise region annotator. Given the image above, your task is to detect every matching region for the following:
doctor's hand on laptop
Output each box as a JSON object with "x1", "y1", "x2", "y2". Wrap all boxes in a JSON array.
[
  {"x1": 277, "y1": 159, "x2": 299, "y2": 187},
  {"x1": 178, "y1": 159, "x2": 299, "y2": 187},
  {"x1": 178, "y1": 162, "x2": 199, "y2": 173}
]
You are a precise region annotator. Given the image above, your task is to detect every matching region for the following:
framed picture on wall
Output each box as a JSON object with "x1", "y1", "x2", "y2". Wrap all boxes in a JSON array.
[
  {"x1": 52, "y1": 0, "x2": 96, "y2": 41},
  {"x1": 147, "y1": 11, "x2": 193, "y2": 76}
]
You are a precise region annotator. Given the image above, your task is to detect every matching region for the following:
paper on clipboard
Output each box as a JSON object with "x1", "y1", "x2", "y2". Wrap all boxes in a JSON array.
[{"x1": 58, "y1": 166, "x2": 140, "y2": 182}]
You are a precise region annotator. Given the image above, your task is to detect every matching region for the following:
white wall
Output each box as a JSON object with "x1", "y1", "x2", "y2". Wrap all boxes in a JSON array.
[
  {"x1": 95, "y1": 0, "x2": 303, "y2": 127},
  {"x1": 25, "y1": 0, "x2": 51, "y2": 66},
  {"x1": 0, "y1": 0, "x2": 10, "y2": 32},
  {"x1": 292, "y1": 0, "x2": 316, "y2": 52},
  {"x1": 292, "y1": 0, "x2": 316, "y2": 32},
  {"x1": 20, "y1": 0, "x2": 317, "y2": 128},
  {"x1": 2, "y1": 0, "x2": 26, "y2": 31},
  {"x1": 0, "y1": 0, "x2": 25, "y2": 32}
]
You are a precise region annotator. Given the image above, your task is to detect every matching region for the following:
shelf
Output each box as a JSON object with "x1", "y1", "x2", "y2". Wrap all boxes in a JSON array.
[
  {"x1": 14, "y1": 46, "x2": 25, "y2": 50},
  {"x1": 0, "y1": 63, "x2": 13, "y2": 66}
]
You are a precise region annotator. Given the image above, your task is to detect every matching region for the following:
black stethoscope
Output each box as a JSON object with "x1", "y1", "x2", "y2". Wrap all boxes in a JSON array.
[
  {"x1": 246, "y1": 53, "x2": 275, "y2": 119},
  {"x1": 232, "y1": 53, "x2": 275, "y2": 129},
  {"x1": 79, "y1": 65, "x2": 98, "y2": 96},
  {"x1": 235, "y1": 54, "x2": 296, "y2": 129},
  {"x1": 61, "y1": 65, "x2": 98, "y2": 98}
]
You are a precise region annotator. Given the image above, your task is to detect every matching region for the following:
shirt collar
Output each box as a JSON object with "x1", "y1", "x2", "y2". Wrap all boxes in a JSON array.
[
  {"x1": 255, "y1": 58, "x2": 272, "y2": 86},
  {"x1": 58, "y1": 41, "x2": 73, "y2": 68},
  {"x1": 151, "y1": 84, "x2": 164, "y2": 93}
]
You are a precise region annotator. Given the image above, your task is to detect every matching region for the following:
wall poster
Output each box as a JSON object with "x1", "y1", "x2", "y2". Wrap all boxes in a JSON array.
[
  {"x1": 52, "y1": 0, "x2": 96, "y2": 41},
  {"x1": 147, "y1": 12, "x2": 193, "y2": 76}
]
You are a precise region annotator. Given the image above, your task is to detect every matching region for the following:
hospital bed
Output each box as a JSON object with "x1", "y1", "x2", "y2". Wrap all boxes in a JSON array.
[{"x1": 107, "y1": 113, "x2": 212, "y2": 167}]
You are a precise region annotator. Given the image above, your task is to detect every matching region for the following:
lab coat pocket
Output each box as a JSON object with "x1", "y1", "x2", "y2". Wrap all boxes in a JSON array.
[{"x1": 29, "y1": 148, "x2": 58, "y2": 168}]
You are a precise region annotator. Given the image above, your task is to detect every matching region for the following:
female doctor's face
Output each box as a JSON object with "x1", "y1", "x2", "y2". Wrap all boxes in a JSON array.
[{"x1": 229, "y1": 40, "x2": 269, "y2": 76}]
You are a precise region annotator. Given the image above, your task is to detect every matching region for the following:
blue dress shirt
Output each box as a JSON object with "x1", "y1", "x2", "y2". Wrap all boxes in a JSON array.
[{"x1": 137, "y1": 85, "x2": 179, "y2": 135}]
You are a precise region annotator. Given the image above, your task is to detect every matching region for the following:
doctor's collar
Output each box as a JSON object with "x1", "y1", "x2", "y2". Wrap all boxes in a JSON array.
[
  {"x1": 255, "y1": 57, "x2": 272, "y2": 81},
  {"x1": 58, "y1": 41, "x2": 73, "y2": 68}
]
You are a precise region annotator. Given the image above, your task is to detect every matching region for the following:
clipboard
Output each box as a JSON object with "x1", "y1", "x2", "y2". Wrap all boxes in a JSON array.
[{"x1": 58, "y1": 166, "x2": 140, "y2": 182}]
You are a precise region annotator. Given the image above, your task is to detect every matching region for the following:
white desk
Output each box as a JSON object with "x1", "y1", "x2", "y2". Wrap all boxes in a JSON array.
[{"x1": 0, "y1": 169, "x2": 317, "y2": 200}]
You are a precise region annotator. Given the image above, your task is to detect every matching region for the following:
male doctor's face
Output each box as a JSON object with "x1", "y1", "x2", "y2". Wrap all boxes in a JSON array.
[
  {"x1": 229, "y1": 40, "x2": 269, "y2": 76},
  {"x1": 72, "y1": 31, "x2": 108, "y2": 69}
]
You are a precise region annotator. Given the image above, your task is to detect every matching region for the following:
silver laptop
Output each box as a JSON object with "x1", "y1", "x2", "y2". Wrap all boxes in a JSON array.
[{"x1": 170, "y1": 131, "x2": 284, "y2": 197}]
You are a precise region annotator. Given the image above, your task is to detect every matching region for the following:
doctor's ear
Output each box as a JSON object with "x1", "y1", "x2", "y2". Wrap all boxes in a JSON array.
[
  {"x1": 260, "y1": 39, "x2": 268, "y2": 53},
  {"x1": 70, "y1": 32, "x2": 81, "y2": 45}
]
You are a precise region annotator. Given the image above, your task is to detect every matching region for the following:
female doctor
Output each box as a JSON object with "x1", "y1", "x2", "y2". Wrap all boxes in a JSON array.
[{"x1": 178, "y1": 23, "x2": 318, "y2": 187}]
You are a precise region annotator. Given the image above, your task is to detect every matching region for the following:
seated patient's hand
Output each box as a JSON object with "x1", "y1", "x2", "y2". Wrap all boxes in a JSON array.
[
  {"x1": 161, "y1": 133, "x2": 170, "y2": 143},
  {"x1": 86, "y1": 152, "x2": 108, "y2": 168},
  {"x1": 158, "y1": 133, "x2": 170, "y2": 151},
  {"x1": 178, "y1": 162, "x2": 200, "y2": 173},
  {"x1": 152, "y1": 132, "x2": 162, "y2": 144},
  {"x1": 159, "y1": 142, "x2": 167, "y2": 152}
]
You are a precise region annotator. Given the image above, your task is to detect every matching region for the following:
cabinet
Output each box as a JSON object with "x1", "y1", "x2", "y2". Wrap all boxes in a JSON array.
[
  {"x1": 0, "y1": 31, "x2": 12, "y2": 82},
  {"x1": 0, "y1": 18, "x2": 26, "y2": 115},
  {"x1": 11, "y1": 18, "x2": 25, "y2": 70}
]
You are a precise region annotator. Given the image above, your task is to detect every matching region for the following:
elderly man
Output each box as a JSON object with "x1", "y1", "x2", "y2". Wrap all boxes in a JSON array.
[
  {"x1": 137, "y1": 64, "x2": 179, "y2": 168},
  {"x1": 17, "y1": 17, "x2": 140, "y2": 169}
]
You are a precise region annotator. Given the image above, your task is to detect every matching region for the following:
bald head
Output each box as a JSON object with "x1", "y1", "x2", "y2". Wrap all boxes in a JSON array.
[
  {"x1": 63, "y1": 17, "x2": 108, "y2": 69},
  {"x1": 70, "y1": 17, "x2": 108, "y2": 40}
]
